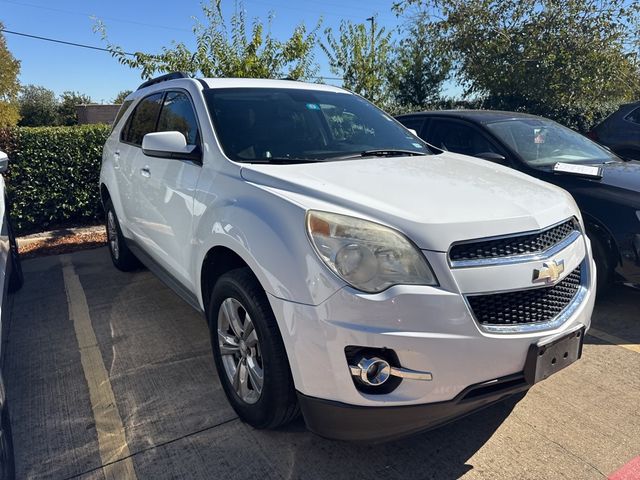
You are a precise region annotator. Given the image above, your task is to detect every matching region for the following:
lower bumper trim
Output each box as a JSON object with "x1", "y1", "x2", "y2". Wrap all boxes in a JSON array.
[{"x1": 298, "y1": 373, "x2": 529, "y2": 442}]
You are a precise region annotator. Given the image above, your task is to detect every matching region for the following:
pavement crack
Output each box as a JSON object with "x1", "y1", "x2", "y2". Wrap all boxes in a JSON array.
[{"x1": 60, "y1": 416, "x2": 240, "y2": 480}]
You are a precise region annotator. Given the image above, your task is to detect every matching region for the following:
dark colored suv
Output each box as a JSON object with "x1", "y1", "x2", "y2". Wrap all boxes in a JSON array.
[
  {"x1": 588, "y1": 102, "x2": 640, "y2": 161},
  {"x1": 397, "y1": 110, "x2": 640, "y2": 291}
]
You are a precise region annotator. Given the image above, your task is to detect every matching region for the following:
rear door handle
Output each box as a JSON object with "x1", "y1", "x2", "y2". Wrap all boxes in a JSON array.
[
  {"x1": 140, "y1": 166, "x2": 151, "y2": 177},
  {"x1": 113, "y1": 150, "x2": 120, "y2": 169}
]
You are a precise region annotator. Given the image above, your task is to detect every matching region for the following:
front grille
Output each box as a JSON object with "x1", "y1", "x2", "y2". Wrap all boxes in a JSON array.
[
  {"x1": 450, "y1": 218, "x2": 579, "y2": 263},
  {"x1": 467, "y1": 265, "x2": 582, "y2": 326}
]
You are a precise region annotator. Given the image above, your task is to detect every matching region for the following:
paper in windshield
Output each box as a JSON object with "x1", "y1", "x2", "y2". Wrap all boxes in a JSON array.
[{"x1": 553, "y1": 162, "x2": 603, "y2": 178}]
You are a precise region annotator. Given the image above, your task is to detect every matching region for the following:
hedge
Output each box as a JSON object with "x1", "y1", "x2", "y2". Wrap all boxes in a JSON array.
[{"x1": 0, "y1": 125, "x2": 110, "y2": 235}]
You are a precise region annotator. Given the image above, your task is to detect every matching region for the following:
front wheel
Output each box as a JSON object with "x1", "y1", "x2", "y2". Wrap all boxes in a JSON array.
[{"x1": 208, "y1": 268, "x2": 299, "y2": 429}]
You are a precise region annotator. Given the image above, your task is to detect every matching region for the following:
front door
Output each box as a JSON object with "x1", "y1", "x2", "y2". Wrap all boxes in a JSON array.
[{"x1": 134, "y1": 90, "x2": 203, "y2": 290}]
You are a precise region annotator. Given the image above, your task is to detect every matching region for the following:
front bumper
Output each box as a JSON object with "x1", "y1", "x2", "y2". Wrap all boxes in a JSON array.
[
  {"x1": 268, "y1": 242, "x2": 596, "y2": 440},
  {"x1": 298, "y1": 373, "x2": 529, "y2": 442}
]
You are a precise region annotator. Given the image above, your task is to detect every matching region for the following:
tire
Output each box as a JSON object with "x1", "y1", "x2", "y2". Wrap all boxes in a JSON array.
[
  {"x1": 589, "y1": 233, "x2": 612, "y2": 294},
  {"x1": 208, "y1": 268, "x2": 299, "y2": 429},
  {"x1": 6, "y1": 217, "x2": 22, "y2": 294},
  {"x1": 104, "y1": 200, "x2": 140, "y2": 272}
]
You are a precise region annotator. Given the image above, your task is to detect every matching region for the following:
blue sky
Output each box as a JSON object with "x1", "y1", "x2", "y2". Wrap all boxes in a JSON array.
[{"x1": 0, "y1": 0, "x2": 403, "y2": 103}]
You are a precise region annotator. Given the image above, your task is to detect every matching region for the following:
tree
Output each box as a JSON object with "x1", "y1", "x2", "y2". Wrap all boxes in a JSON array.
[
  {"x1": 393, "y1": 0, "x2": 640, "y2": 128},
  {"x1": 18, "y1": 85, "x2": 58, "y2": 127},
  {"x1": 58, "y1": 91, "x2": 92, "y2": 126},
  {"x1": 113, "y1": 90, "x2": 132, "y2": 104},
  {"x1": 94, "y1": 0, "x2": 320, "y2": 80},
  {"x1": 0, "y1": 23, "x2": 21, "y2": 127},
  {"x1": 321, "y1": 18, "x2": 393, "y2": 106},
  {"x1": 388, "y1": 11, "x2": 449, "y2": 109}
]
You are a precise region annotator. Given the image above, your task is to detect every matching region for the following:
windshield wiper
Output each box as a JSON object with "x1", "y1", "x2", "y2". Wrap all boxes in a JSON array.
[
  {"x1": 240, "y1": 157, "x2": 321, "y2": 164},
  {"x1": 332, "y1": 149, "x2": 426, "y2": 160}
]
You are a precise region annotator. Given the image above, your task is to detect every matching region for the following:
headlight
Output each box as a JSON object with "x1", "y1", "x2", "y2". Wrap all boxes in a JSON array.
[{"x1": 306, "y1": 210, "x2": 438, "y2": 293}]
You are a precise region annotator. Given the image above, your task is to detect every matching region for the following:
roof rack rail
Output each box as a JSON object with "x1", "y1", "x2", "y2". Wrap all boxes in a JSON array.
[{"x1": 137, "y1": 72, "x2": 190, "y2": 90}]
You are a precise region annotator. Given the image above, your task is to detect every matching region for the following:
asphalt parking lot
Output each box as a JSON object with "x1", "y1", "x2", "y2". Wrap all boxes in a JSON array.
[{"x1": 3, "y1": 247, "x2": 640, "y2": 480}]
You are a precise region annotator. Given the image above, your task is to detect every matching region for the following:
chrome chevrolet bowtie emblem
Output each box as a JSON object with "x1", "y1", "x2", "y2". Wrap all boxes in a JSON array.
[{"x1": 533, "y1": 260, "x2": 565, "y2": 284}]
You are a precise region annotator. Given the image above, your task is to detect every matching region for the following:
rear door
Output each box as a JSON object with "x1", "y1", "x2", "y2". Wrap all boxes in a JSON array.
[{"x1": 134, "y1": 90, "x2": 203, "y2": 289}]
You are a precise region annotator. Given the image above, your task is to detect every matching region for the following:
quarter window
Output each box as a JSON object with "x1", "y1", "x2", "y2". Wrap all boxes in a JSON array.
[
  {"x1": 122, "y1": 93, "x2": 163, "y2": 145},
  {"x1": 157, "y1": 92, "x2": 199, "y2": 145}
]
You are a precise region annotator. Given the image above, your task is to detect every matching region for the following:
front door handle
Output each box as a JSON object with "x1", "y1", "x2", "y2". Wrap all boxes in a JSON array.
[{"x1": 140, "y1": 166, "x2": 151, "y2": 177}]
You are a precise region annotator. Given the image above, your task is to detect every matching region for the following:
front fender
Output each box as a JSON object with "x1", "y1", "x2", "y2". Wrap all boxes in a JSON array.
[{"x1": 192, "y1": 177, "x2": 345, "y2": 309}]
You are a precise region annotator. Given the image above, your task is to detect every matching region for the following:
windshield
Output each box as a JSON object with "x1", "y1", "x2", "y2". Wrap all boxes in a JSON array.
[
  {"x1": 485, "y1": 118, "x2": 616, "y2": 167},
  {"x1": 203, "y1": 87, "x2": 430, "y2": 163}
]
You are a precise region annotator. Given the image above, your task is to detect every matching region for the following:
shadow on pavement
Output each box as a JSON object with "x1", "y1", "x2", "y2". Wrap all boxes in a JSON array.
[
  {"x1": 585, "y1": 284, "x2": 640, "y2": 345},
  {"x1": 256, "y1": 393, "x2": 525, "y2": 480}
]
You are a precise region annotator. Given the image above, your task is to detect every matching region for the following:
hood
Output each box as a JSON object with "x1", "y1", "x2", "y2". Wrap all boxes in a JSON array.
[
  {"x1": 598, "y1": 160, "x2": 640, "y2": 192},
  {"x1": 240, "y1": 153, "x2": 579, "y2": 251}
]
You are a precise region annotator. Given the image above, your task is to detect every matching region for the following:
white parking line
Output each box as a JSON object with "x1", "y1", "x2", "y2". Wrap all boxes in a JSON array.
[
  {"x1": 588, "y1": 327, "x2": 640, "y2": 354},
  {"x1": 61, "y1": 255, "x2": 138, "y2": 480}
]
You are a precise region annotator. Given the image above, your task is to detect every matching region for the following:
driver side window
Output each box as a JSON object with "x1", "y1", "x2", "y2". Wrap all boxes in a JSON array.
[{"x1": 157, "y1": 91, "x2": 200, "y2": 146}]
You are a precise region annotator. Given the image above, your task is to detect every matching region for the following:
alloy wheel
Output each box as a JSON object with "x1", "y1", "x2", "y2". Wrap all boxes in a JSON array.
[{"x1": 217, "y1": 297, "x2": 264, "y2": 404}]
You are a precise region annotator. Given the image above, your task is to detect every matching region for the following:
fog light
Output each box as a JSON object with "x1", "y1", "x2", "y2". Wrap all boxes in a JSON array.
[{"x1": 355, "y1": 357, "x2": 391, "y2": 386}]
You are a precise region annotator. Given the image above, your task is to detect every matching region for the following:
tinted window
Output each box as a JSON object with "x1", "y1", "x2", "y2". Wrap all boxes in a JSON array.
[
  {"x1": 398, "y1": 117, "x2": 425, "y2": 135},
  {"x1": 123, "y1": 93, "x2": 163, "y2": 145},
  {"x1": 427, "y1": 120, "x2": 497, "y2": 156},
  {"x1": 625, "y1": 107, "x2": 640, "y2": 125},
  {"x1": 203, "y1": 88, "x2": 429, "y2": 163},
  {"x1": 157, "y1": 92, "x2": 199, "y2": 145}
]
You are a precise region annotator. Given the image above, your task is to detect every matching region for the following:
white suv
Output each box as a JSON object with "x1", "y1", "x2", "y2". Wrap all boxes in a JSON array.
[{"x1": 100, "y1": 73, "x2": 596, "y2": 441}]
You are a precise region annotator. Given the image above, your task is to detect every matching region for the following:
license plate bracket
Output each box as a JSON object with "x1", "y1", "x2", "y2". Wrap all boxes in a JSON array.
[{"x1": 524, "y1": 326, "x2": 585, "y2": 385}]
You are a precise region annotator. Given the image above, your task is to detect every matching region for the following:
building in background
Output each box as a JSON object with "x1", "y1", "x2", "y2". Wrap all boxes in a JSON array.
[{"x1": 76, "y1": 104, "x2": 120, "y2": 125}]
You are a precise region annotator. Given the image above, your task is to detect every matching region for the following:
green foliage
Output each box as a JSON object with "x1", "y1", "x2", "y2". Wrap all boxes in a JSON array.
[
  {"x1": 18, "y1": 85, "x2": 94, "y2": 127},
  {"x1": 0, "y1": 23, "x2": 21, "y2": 127},
  {"x1": 18, "y1": 85, "x2": 59, "y2": 127},
  {"x1": 0, "y1": 125, "x2": 109, "y2": 234},
  {"x1": 321, "y1": 18, "x2": 393, "y2": 106},
  {"x1": 393, "y1": 0, "x2": 640, "y2": 128},
  {"x1": 388, "y1": 10, "x2": 449, "y2": 109},
  {"x1": 113, "y1": 90, "x2": 133, "y2": 104},
  {"x1": 94, "y1": 0, "x2": 320, "y2": 80},
  {"x1": 58, "y1": 91, "x2": 93, "y2": 126}
]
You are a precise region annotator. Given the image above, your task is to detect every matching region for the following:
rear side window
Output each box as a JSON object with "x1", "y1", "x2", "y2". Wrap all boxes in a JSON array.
[
  {"x1": 122, "y1": 93, "x2": 164, "y2": 145},
  {"x1": 427, "y1": 119, "x2": 498, "y2": 156},
  {"x1": 398, "y1": 117, "x2": 425, "y2": 136},
  {"x1": 157, "y1": 92, "x2": 199, "y2": 145},
  {"x1": 625, "y1": 107, "x2": 640, "y2": 125}
]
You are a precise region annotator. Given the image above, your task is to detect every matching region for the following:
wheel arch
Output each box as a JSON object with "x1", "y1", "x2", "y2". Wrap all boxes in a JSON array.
[
  {"x1": 582, "y1": 212, "x2": 619, "y2": 267},
  {"x1": 100, "y1": 183, "x2": 111, "y2": 210},
  {"x1": 200, "y1": 245, "x2": 255, "y2": 312}
]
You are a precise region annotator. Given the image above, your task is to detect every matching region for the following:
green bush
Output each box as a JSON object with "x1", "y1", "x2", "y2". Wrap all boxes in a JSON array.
[{"x1": 0, "y1": 125, "x2": 110, "y2": 234}]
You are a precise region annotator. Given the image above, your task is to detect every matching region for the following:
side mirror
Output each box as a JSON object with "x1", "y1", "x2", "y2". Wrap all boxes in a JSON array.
[
  {"x1": 475, "y1": 152, "x2": 508, "y2": 164},
  {"x1": 0, "y1": 151, "x2": 8, "y2": 174},
  {"x1": 142, "y1": 131, "x2": 202, "y2": 162}
]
